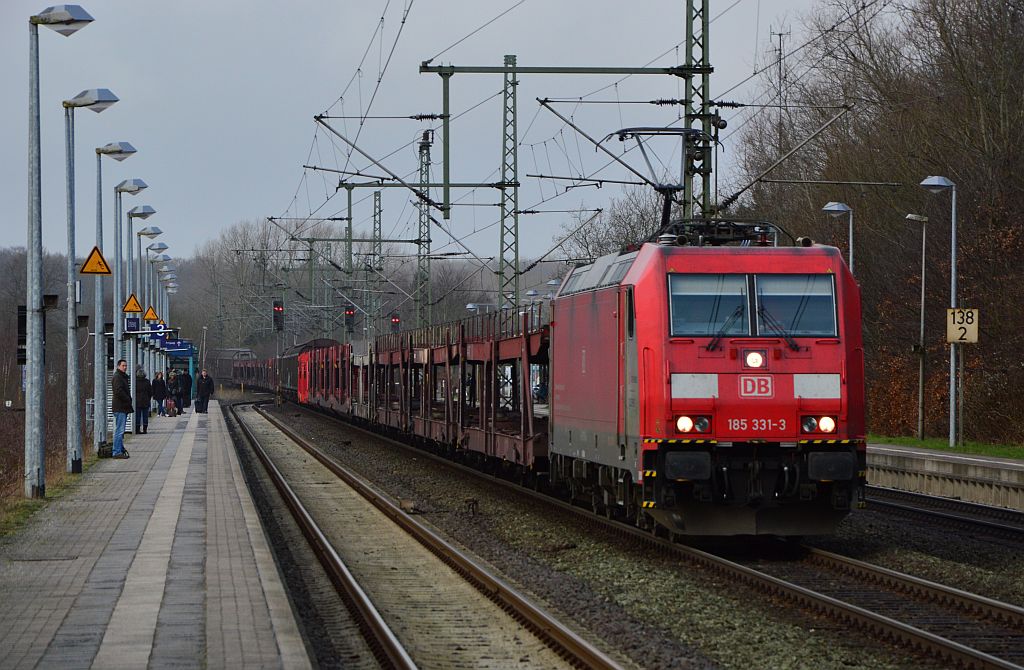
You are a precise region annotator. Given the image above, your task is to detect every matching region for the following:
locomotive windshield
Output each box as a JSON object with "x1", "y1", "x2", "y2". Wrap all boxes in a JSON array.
[
  {"x1": 669, "y1": 274, "x2": 749, "y2": 336},
  {"x1": 755, "y1": 274, "x2": 837, "y2": 337},
  {"x1": 669, "y1": 273, "x2": 837, "y2": 338}
]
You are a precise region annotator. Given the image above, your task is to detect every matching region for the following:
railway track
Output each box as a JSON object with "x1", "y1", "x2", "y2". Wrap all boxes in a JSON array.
[
  {"x1": 279, "y1": 401, "x2": 1024, "y2": 669},
  {"x1": 866, "y1": 486, "x2": 1024, "y2": 540},
  {"x1": 739, "y1": 545, "x2": 1024, "y2": 668},
  {"x1": 229, "y1": 401, "x2": 624, "y2": 670}
]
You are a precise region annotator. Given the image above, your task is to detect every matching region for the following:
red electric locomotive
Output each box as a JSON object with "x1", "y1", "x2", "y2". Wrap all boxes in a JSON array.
[
  {"x1": 233, "y1": 225, "x2": 865, "y2": 537},
  {"x1": 548, "y1": 233, "x2": 865, "y2": 535}
]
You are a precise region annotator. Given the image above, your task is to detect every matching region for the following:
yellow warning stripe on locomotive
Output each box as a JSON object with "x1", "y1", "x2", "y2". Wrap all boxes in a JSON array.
[
  {"x1": 798, "y1": 439, "x2": 854, "y2": 444},
  {"x1": 641, "y1": 501, "x2": 656, "y2": 508},
  {"x1": 643, "y1": 438, "x2": 718, "y2": 445},
  {"x1": 642, "y1": 470, "x2": 657, "y2": 478}
]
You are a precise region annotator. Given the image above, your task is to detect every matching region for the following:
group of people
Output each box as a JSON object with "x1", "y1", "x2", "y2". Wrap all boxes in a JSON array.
[{"x1": 110, "y1": 361, "x2": 215, "y2": 459}]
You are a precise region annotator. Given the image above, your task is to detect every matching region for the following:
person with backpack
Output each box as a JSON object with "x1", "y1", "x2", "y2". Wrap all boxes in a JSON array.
[{"x1": 152, "y1": 371, "x2": 167, "y2": 417}]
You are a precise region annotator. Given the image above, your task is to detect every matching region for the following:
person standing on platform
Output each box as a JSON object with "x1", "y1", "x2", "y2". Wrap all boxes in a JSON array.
[
  {"x1": 152, "y1": 371, "x2": 167, "y2": 417},
  {"x1": 111, "y1": 359, "x2": 132, "y2": 458},
  {"x1": 196, "y1": 369, "x2": 214, "y2": 413},
  {"x1": 135, "y1": 367, "x2": 152, "y2": 434},
  {"x1": 180, "y1": 369, "x2": 193, "y2": 413},
  {"x1": 167, "y1": 372, "x2": 180, "y2": 416}
]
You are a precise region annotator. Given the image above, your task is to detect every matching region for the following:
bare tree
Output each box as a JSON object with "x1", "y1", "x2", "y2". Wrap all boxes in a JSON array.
[{"x1": 733, "y1": 0, "x2": 1024, "y2": 441}]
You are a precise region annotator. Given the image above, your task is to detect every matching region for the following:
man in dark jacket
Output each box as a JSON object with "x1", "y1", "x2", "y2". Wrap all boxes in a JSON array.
[
  {"x1": 179, "y1": 370, "x2": 193, "y2": 411},
  {"x1": 111, "y1": 359, "x2": 132, "y2": 458},
  {"x1": 196, "y1": 369, "x2": 214, "y2": 413},
  {"x1": 152, "y1": 372, "x2": 167, "y2": 416},
  {"x1": 135, "y1": 367, "x2": 153, "y2": 434}
]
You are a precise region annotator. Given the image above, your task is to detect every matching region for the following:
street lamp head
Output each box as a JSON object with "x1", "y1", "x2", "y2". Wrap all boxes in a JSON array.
[
  {"x1": 166, "y1": 288, "x2": 178, "y2": 295},
  {"x1": 64, "y1": 88, "x2": 118, "y2": 112},
  {"x1": 97, "y1": 141, "x2": 136, "y2": 161},
  {"x1": 115, "y1": 178, "x2": 147, "y2": 194},
  {"x1": 147, "y1": 243, "x2": 169, "y2": 255},
  {"x1": 822, "y1": 201, "x2": 852, "y2": 217},
  {"x1": 138, "y1": 226, "x2": 162, "y2": 239},
  {"x1": 920, "y1": 175, "x2": 954, "y2": 193},
  {"x1": 465, "y1": 303, "x2": 477, "y2": 310},
  {"x1": 165, "y1": 282, "x2": 179, "y2": 289},
  {"x1": 525, "y1": 289, "x2": 539, "y2": 298},
  {"x1": 157, "y1": 264, "x2": 175, "y2": 273},
  {"x1": 905, "y1": 214, "x2": 928, "y2": 223},
  {"x1": 31, "y1": 5, "x2": 93, "y2": 35},
  {"x1": 545, "y1": 278, "x2": 562, "y2": 287},
  {"x1": 128, "y1": 205, "x2": 156, "y2": 219}
]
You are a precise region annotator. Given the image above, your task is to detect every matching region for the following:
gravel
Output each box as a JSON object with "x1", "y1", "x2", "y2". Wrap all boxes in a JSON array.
[
  {"x1": 265, "y1": 404, "x2": 947, "y2": 670},
  {"x1": 807, "y1": 509, "x2": 1024, "y2": 606}
]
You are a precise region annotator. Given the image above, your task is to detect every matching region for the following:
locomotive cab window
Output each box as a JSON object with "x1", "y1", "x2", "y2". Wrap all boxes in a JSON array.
[
  {"x1": 669, "y1": 274, "x2": 749, "y2": 337},
  {"x1": 754, "y1": 274, "x2": 837, "y2": 337}
]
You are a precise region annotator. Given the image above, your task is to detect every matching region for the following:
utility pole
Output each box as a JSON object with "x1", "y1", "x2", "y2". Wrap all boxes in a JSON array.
[
  {"x1": 417, "y1": 131, "x2": 432, "y2": 328},
  {"x1": 419, "y1": 57, "x2": 708, "y2": 314},
  {"x1": 683, "y1": 0, "x2": 713, "y2": 219},
  {"x1": 499, "y1": 55, "x2": 519, "y2": 317},
  {"x1": 371, "y1": 190, "x2": 383, "y2": 341},
  {"x1": 771, "y1": 26, "x2": 791, "y2": 155}
]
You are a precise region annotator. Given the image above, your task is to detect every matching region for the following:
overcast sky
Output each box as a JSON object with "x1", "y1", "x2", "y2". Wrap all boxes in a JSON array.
[{"x1": 1, "y1": 0, "x2": 818, "y2": 269}]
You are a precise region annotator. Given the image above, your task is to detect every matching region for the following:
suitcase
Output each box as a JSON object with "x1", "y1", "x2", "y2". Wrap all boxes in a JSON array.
[{"x1": 165, "y1": 398, "x2": 176, "y2": 414}]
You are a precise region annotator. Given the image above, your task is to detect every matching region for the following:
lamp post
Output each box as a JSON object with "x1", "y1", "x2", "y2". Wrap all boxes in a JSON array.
[
  {"x1": 201, "y1": 326, "x2": 208, "y2": 370},
  {"x1": 165, "y1": 284, "x2": 179, "y2": 330},
  {"x1": 125, "y1": 206, "x2": 154, "y2": 429},
  {"x1": 153, "y1": 256, "x2": 173, "y2": 375},
  {"x1": 158, "y1": 266, "x2": 176, "y2": 352},
  {"x1": 920, "y1": 175, "x2": 958, "y2": 448},
  {"x1": 139, "y1": 235, "x2": 164, "y2": 379},
  {"x1": 93, "y1": 142, "x2": 135, "y2": 454},
  {"x1": 26, "y1": 5, "x2": 93, "y2": 497},
  {"x1": 822, "y1": 201, "x2": 854, "y2": 274},
  {"x1": 127, "y1": 206, "x2": 155, "y2": 302},
  {"x1": 146, "y1": 246, "x2": 169, "y2": 378},
  {"x1": 906, "y1": 214, "x2": 929, "y2": 440},
  {"x1": 63, "y1": 88, "x2": 118, "y2": 473},
  {"x1": 136, "y1": 226, "x2": 162, "y2": 312},
  {"x1": 113, "y1": 179, "x2": 146, "y2": 360}
]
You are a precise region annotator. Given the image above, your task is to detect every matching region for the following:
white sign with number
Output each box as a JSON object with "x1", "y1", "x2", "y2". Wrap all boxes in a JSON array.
[{"x1": 947, "y1": 308, "x2": 979, "y2": 344}]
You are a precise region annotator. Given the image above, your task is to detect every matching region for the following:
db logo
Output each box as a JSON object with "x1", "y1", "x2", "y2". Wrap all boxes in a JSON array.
[{"x1": 739, "y1": 376, "x2": 773, "y2": 398}]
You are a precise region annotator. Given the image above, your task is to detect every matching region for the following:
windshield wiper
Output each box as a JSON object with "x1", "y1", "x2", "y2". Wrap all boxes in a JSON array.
[
  {"x1": 757, "y1": 306, "x2": 800, "y2": 351},
  {"x1": 707, "y1": 305, "x2": 745, "y2": 351}
]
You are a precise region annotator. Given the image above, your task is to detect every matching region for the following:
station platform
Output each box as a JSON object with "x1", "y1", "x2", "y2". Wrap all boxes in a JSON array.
[
  {"x1": 0, "y1": 401, "x2": 311, "y2": 669},
  {"x1": 867, "y1": 442, "x2": 1024, "y2": 510}
]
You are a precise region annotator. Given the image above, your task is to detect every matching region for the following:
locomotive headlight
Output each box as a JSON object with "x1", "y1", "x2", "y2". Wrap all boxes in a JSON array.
[
  {"x1": 744, "y1": 351, "x2": 765, "y2": 368},
  {"x1": 818, "y1": 416, "x2": 837, "y2": 433},
  {"x1": 676, "y1": 416, "x2": 695, "y2": 433},
  {"x1": 676, "y1": 415, "x2": 710, "y2": 433},
  {"x1": 801, "y1": 416, "x2": 818, "y2": 433}
]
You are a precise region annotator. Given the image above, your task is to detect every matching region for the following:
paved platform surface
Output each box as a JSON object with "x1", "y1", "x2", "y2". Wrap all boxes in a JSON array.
[{"x1": 0, "y1": 401, "x2": 310, "y2": 669}]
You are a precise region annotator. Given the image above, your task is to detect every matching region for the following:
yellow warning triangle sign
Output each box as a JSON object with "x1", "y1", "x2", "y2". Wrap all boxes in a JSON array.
[
  {"x1": 143, "y1": 306, "x2": 159, "y2": 321},
  {"x1": 122, "y1": 293, "x2": 143, "y2": 313},
  {"x1": 158, "y1": 319, "x2": 165, "y2": 325},
  {"x1": 80, "y1": 246, "x2": 111, "y2": 275}
]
